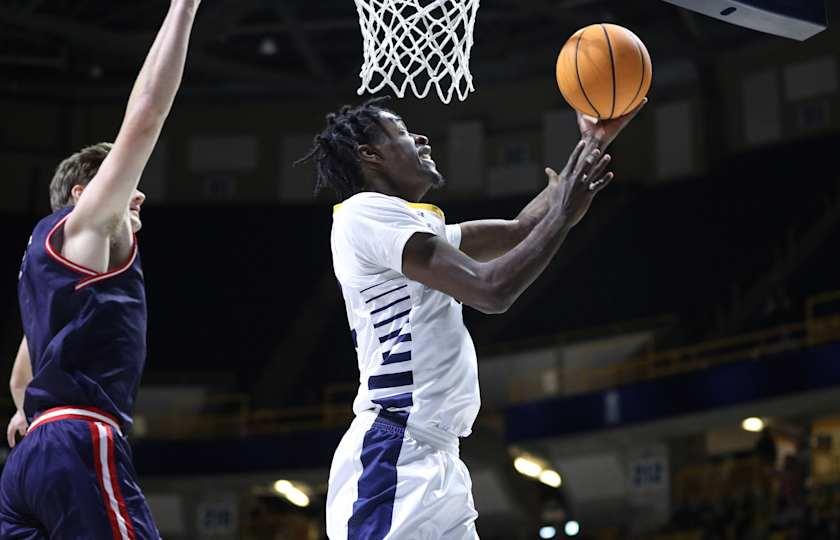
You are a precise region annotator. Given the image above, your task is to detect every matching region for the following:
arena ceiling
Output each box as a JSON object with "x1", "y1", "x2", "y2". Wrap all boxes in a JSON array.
[{"x1": 0, "y1": 0, "x2": 772, "y2": 101}]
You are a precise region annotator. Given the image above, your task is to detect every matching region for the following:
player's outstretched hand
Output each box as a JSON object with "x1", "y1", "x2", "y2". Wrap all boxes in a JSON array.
[
  {"x1": 578, "y1": 97, "x2": 648, "y2": 150},
  {"x1": 6, "y1": 410, "x2": 28, "y2": 448},
  {"x1": 547, "y1": 140, "x2": 613, "y2": 228}
]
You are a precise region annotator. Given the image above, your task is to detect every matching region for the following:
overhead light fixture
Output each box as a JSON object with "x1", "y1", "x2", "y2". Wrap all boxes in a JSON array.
[
  {"x1": 564, "y1": 520, "x2": 580, "y2": 537},
  {"x1": 539, "y1": 525, "x2": 557, "y2": 539},
  {"x1": 273, "y1": 479, "x2": 310, "y2": 508},
  {"x1": 741, "y1": 417, "x2": 765, "y2": 432},
  {"x1": 539, "y1": 469, "x2": 562, "y2": 488},
  {"x1": 259, "y1": 37, "x2": 278, "y2": 56},
  {"x1": 513, "y1": 456, "x2": 543, "y2": 478}
]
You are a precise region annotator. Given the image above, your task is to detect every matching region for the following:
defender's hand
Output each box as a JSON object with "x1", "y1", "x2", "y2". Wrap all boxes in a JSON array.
[
  {"x1": 578, "y1": 97, "x2": 648, "y2": 150},
  {"x1": 547, "y1": 140, "x2": 613, "y2": 228},
  {"x1": 6, "y1": 410, "x2": 28, "y2": 448}
]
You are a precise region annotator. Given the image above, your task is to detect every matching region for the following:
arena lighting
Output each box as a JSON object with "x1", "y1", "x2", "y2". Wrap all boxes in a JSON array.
[
  {"x1": 539, "y1": 469, "x2": 563, "y2": 488},
  {"x1": 513, "y1": 456, "x2": 543, "y2": 478},
  {"x1": 742, "y1": 417, "x2": 765, "y2": 432},
  {"x1": 273, "y1": 480, "x2": 311, "y2": 508},
  {"x1": 539, "y1": 525, "x2": 557, "y2": 539},
  {"x1": 259, "y1": 36, "x2": 278, "y2": 56},
  {"x1": 564, "y1": 520, "x2": 581, "y2": 537}
]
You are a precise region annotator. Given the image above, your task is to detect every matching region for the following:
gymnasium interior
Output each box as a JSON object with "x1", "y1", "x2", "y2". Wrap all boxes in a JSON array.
[{"x1": 1, "y1": 1, "x2": 839, "y2": 538}]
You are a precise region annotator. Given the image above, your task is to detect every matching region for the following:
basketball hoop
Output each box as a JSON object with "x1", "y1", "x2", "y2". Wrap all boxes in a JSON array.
[{"x1": 354, "y1": 0, "x2": 480, "y2": 104}]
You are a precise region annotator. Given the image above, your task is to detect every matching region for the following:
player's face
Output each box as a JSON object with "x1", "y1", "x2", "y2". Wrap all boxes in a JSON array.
[{"x1": 376, "y1": 112, "x2": 445, "y2": 195}]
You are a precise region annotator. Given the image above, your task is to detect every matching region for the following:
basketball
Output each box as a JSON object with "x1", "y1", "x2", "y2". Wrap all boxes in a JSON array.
[{"x1": 556, "y1": 23, "x2": 652, "y2": 119}]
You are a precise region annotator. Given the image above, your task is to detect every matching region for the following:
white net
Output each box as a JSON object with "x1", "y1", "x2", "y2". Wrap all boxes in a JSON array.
[{"x1": 354, "y1": 0, "x2": 480, "y2": 104}]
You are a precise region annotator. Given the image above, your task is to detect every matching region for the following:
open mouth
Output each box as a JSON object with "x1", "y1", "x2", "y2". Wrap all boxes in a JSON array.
[{"x1": 419, "y1": 145, "x2": 434, "y2": 162}]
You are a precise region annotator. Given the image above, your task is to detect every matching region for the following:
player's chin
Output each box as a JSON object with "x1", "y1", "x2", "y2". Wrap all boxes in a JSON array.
[
  {"x1": 129, "y1": 214, "x2": 143, "y2": 233},
  {"x1": 423, "y1": 165, "x2": 446, "y2": 189}
]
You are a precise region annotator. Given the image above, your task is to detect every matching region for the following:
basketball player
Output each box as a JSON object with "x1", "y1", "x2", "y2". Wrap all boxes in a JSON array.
[
  {"x1": 301, "y1": 97, "x2": 645, "y2": 539},
  {"x1": 1, "y1": 1, "x2": 200, "y2": 537}
]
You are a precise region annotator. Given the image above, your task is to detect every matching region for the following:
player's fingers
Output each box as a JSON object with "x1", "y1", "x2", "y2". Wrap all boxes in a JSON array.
[
  {"x1": 544, "y1": 167, "x2": 558, "y2": 183},
  {"x1": 574, "y1": 147, "x2": 601, "y2": 178},
  {"x1": 17, "y1": 422, "x2": 27, "y2": 437},
  {"x1": 626, "y1": 97, "x2": 648, "y2": 119},
  {"x1": 589, "y1": 172, "x2": 614, "y2": 193},
  {"x1": 582, "y1": 154, "x2": 611, "y2": 185},
  {"x1": 7, "y1": 423, "x2": 15, "y2": 448},
  {"x1": 561, "y1": 140, "x2": 586, "y2": 176}
]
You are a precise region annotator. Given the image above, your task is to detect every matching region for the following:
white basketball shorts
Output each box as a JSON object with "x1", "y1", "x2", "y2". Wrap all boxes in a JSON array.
[{"x1": 326, "y1": 409, "x2": 479, "y2": 540}]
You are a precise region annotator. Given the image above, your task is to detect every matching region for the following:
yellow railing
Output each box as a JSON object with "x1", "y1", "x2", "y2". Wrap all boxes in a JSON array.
[
  {"x1": 510, "y1": 290, "x2": 840, "y2": 402},
  {"x1": 137, "y1": 290, "x2": 840, "y2": 439}
]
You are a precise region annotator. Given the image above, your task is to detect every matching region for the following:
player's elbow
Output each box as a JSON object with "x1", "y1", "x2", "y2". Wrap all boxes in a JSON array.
[
  {"x1": 474, "y1": 299, "x2": 510, "y2": 315},
  {"x1": 471, "y1": 279, "x2": 515, "y2": 314},
  {"x1": 127, "y1": 94, "x2": 169, "y2": 132}
]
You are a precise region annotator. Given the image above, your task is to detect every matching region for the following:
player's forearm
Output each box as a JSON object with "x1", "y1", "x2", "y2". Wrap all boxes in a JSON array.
[
  {"x1": 516, "y1": 184, "x2": 551, "y2": 225},
  {"x1": 458, "y1": 186, "x2": 552, "y2": 261},
  {"x1": 476, "y1": 205, "x2": 571, "y2": 313},
  {"x1": 457, "y1": 220, "x2": 524, "y2": 262},
  {"x1": 9, "y1": 338, "x2": 32, "y2": 412},
  {"x1": 127, "y1": 0, "x2": 198, "y2": 122},
  {"x1": 10, "y1": 381, "x2": 26, "y2": 412}
]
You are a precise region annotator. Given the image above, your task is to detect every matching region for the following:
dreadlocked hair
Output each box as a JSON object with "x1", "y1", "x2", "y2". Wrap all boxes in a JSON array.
[{"x1": 296, "y1": 96, "x2": 394, "y2": 201}]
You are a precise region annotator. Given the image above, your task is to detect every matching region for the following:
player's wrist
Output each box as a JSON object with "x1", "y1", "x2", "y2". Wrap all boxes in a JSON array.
[
  {"x1": 171, "y1": 0, "x2": 200, "y2": 14},
  {"x1": 545, "y1": 203, "x2": 574, "y2": 232}
]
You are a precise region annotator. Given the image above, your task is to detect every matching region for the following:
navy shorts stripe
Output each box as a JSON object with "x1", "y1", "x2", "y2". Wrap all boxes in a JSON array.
[
  {"x1": 347, "y1": 411, "x2": 407, "y2": 539},
  {"x1": 368, "y1": 371, "x2": 413, "y2": 390}
]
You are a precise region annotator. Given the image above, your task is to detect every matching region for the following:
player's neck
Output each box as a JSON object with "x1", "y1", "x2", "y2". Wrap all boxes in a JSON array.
[{"x1": 363, "y1": 180, "x2": 428, "y2": 203}]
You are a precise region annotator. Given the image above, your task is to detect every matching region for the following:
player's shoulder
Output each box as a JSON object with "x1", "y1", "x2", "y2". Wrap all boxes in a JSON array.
[
  {"x1": 332, "y1": 192, "x2": 420, "y2": 234},
  {"x1": 334, "y1": 192, "x2": 408, "y2": 217},
  {"x1": 30, "y1": 207, "x2": 73, "y2": 243}
]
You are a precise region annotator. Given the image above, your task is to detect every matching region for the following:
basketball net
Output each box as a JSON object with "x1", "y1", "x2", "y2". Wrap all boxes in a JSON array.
[{"x1": 354, "y1": 0, "x2": 480, "y2": 104}]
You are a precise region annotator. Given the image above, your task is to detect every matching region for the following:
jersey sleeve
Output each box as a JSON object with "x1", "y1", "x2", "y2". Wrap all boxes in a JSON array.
[
  {"x1": 445, "y1": 224, "x2": 462, "y2": 249},
  {"x1": 335, "y1": 195, "x2": 437, "y2": 274}
]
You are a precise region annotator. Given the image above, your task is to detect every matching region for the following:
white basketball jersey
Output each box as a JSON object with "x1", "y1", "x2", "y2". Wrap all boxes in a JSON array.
[{"x1": 331, "y1": 192, "x2": 480, "y2": 438}]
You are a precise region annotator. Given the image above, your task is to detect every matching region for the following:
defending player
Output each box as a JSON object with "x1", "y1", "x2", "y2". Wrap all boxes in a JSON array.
[
  {"x1": 301, "y1": 97, "x2": 645, "y2": 539},
  {"x1": 1, "y1": 1, "x2": 200, "y2": 537}
]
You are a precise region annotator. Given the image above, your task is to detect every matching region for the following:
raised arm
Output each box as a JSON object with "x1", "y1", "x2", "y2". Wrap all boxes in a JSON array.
[
  {"x1": 63, "y1": 0, "x2": 200, "y2": 270},
  {"x1": 7, "y1": 337, "x2": 32, "y2": 447},
  {"x1": 403, "y1": 140, "x2": 612, "y2": 314},
  {"x1": 457, "y1": 186, "x2": 549, "y2": 262},
  {"x1": 457, "y1": 99, "x2": 647, "y2": 262}
]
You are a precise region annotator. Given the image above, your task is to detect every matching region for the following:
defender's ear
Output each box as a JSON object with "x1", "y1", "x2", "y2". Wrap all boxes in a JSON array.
[{"x1": 70, "y1": 184, "x2": 86, "y2": 203}]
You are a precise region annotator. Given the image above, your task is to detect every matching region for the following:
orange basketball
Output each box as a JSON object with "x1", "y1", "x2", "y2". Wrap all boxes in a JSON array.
[{"x1": 556, "y1": 23, "x2": 652, "y2": 119}]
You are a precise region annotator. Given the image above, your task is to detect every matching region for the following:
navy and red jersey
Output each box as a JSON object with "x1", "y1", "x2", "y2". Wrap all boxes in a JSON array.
[{"x1": 18, "y1": 207, "x2": 147, "y2": 430}]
